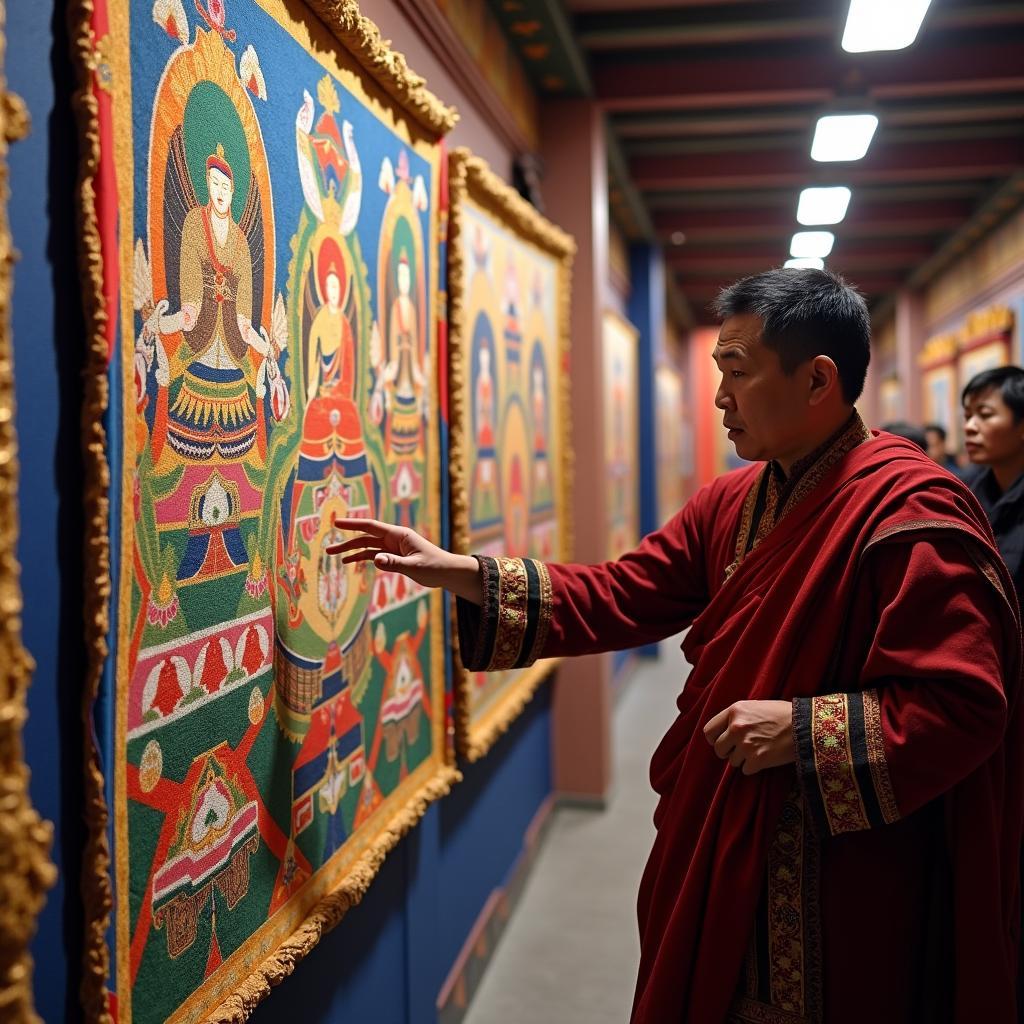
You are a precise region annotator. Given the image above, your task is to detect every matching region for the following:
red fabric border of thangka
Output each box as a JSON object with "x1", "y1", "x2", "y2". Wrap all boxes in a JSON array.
[{"x1": 93, "y1": 0, "x2": 119, "y2": 366}]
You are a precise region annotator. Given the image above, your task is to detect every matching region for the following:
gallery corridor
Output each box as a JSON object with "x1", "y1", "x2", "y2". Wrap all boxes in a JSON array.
[{"x1": 465, "y1": 641, "x2": 689, "y2": 1024}]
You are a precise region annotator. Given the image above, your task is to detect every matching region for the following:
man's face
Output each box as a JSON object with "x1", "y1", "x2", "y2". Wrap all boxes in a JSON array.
[
  {"x1": 713, "y1": 313, "x2": 816, "y2": 464},
  {"x1": 208, "y1": 167, "x2": 233, "y2": 217},
  {"x1": 963, "y1": 387, "x2": 1024, "y2": 465},
  {"x1": 924, "y1": 428, "x2": 947, "y2": 463}
]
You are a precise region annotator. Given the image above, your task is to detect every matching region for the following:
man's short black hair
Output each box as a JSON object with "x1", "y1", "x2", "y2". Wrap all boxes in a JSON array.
[
  {"x1": 923, "y1": 423, "x2": 947, "y2": 441},
  {"x1": 881, "y1": 421, "x2": 928, "y2": 451},
  {"x1": 962, "y1": 366, "x2": 1024, "y2": 422},
  {"x1": 713, "y1": 267, "x2": 871, "y2": 404}
]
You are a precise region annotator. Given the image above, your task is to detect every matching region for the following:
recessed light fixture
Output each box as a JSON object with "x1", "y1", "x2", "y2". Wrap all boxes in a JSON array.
[
  {"x1": 797, "y1": 186, "x2": 851, "y2": 226},
  {"x1": 811, "y1": 114, "x2": 878, "y2": 162},
  {"x1": 784, "y1": 257, "x2": 825, "y2": 270},
  {"x1": 790, "y1": 231, "x2": 835, "y2": 258},
  {"x1": 842, "y1": 0, "x2": 932, "y2": 53},
  {"x1": 670, "y1": 231, "x2": 686, "y2": 245}
]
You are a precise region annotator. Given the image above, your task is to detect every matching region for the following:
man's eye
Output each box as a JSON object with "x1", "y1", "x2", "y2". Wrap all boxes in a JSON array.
[{"x1": 731, "y1": 371, "x2": 744, "y2": 379}]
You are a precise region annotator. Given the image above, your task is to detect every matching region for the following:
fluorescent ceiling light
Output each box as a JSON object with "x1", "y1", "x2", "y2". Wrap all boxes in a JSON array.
[
  {"x1": 797, "y1": 186, "x2": 851, "y2": 226},
  {"x1": 785, "y1": 257, "x2": 825, "y2": 270},
  {"x1": 842, "y1": 0, "x2": 932, "y2": 53},
  {"x1": 811, "y1": 114, "x2": 878, "y2": 162},
  {"x1": 790, "y1": 231, "x2": 835, "y2": 258}
]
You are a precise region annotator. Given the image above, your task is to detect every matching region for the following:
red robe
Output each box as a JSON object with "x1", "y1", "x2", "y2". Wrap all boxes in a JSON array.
[{"x1": 457, "y1": 418, "x2": 1023, "y2": 1023}]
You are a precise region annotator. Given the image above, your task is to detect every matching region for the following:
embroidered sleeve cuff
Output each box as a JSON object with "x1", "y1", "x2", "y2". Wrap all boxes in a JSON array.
[
  {"x1": 455, "y1": 556, "x2": 553, "y2": 671},
  {"x1": 793, "y1": 690, "x2": 900, "y2": 837}
]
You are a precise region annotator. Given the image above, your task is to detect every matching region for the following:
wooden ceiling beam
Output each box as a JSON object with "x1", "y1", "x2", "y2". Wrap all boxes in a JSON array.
[
  {"x1": 653, "y1": 199, "x2": 975, "y2": 242},
  {"x1": 595, "y1": 37, "x2": 1024, "y2": 112},
  {"x1": 631, "y1": 137, "x2": 1024, "y2": 191}
]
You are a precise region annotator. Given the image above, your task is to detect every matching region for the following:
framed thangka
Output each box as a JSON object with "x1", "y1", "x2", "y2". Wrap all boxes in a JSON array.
[
  {"x1": 602, "y1": 310, "x2": 639, "y2": 559},
  {"x1": 72, "y1": 1, "x2": 458, "y2": 1020},
  {"x1": 447, "y1": 149, "x2": 574, "y2": 761},
  {"x1": 655, "y1": 365, "x2": 686, "y2": 526}
]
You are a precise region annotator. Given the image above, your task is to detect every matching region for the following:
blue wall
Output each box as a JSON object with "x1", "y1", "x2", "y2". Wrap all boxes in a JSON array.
[{"x1": 8, "y1": 4, "x2": 552, "y2": 1020}]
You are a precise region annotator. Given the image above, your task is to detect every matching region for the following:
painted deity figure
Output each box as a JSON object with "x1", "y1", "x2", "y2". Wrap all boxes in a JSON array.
[
  {"x1": 382, "y1": 249, "x2": 426, "y2": 524},
  {"x1": 471, "y1": 339, "x2": 501, "y2": 524},
  {"x1": 145, "y1": 144, "x2": 275, "y2": 464},
  {"x1": 290, "y1": 240, "x2": 376, "y2": 551}
]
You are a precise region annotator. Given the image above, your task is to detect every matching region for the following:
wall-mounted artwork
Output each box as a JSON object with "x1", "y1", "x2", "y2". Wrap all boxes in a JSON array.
[
  {"x1": 957, "y1": 305, "x2": 1014, "y2": 391},
  {"x1": 603, "y1": 310, "x2": 639, "y2": 559},
  {"x1": 655, "y1": 365, "x2": 685, "y2": 526},
  {"x1": 72, "y1": 2, "x2": 457, "y2": 1020},
  {"x1": 447, "y1": 148, "x2": 574, "y2": 761},
  {"x1": 919, "y1": 334, "x2": 959, "y2": 448}
]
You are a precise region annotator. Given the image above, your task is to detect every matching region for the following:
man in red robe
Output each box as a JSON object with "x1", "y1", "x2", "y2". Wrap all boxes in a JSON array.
[{"x1": 332, "y1": 268, "x2": 1023, "y2": 1023}]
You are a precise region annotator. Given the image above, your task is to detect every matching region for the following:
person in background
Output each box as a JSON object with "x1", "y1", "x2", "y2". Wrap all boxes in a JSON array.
[
  {"x1": 925, "y1": 421, "x2": 974, "y2": 480},
  {"x1": 881, "y1": 420, "x2": 927, "y2": 451},
  {"x1": 963, "y1": 366, "x2": 1024, "y2": 601}
]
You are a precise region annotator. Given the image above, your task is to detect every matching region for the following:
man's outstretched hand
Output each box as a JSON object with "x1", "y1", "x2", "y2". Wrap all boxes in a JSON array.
[
  {"x1": 327, "y1": 518, "x2": 484, "y2": 605},
  {"x1": 703, "y1": 700, "x2": 796, "y2": 776}
]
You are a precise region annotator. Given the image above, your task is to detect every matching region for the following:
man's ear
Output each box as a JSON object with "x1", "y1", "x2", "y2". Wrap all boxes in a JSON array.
[{"x1": 807, "y1": 355, "x2": 840, "y2": 407}]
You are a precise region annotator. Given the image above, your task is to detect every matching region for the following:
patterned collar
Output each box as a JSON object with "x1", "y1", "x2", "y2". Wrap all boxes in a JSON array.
[{"x1": 727, "y1": 411, "x2": 871, "y2": 578}]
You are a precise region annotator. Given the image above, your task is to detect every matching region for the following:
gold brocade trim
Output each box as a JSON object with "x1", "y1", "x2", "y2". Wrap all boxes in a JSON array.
[
  {"x1": 782, "y1": 413, "x2": 870, "y2": 517},
  {"x1": 809, "y1": 694, "x2": 871, "y2": 835},
  {"x1": 767, "y1": 792, "x2": 806, "y2": 1016},
  {"x1": 726, "y1": 414, "x2": 870, "y2": 580},
  {"x1": 0, "y1": 10, "x2": 58, "y2": 1022},
  {"x1": 303, "y1": 0, "x2": 457, "y2": 136},
  {"x1": 526, "y1": 560, "x2": 553, "y2": 665},
  {"x1": 861, "y1": 688, "x2": 900, "y2": 825},
  {"x1": 447, "y1": 147, "x2": 575, "y2": 761},
  {"x1": 69, "y1": 0, "x2": 115, "y2": 1018},
  {"x1": 487, "y1": 557, "x2": 530, "y2": 671}
]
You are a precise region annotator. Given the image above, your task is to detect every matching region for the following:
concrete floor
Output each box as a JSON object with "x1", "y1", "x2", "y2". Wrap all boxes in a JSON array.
[{"x1": 464, "y1": 639, "x2": 689, "y2": 1024}]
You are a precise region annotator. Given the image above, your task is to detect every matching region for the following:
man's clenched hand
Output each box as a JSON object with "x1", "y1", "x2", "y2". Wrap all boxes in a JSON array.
[{"x1": 703, "y1": 700, "x2": 796, "y2": 775}]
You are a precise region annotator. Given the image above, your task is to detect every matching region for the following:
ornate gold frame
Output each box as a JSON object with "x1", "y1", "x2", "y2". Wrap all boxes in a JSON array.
[
  {"x1": 0, "y1": 4, "x2": 58, "y2": 1022},
  {"x1": 70, "y1": 2, "x2": 458, "y2": 1021},
  {"x1": 447, "y1": 147, "x2": 575, "y2": 761}
]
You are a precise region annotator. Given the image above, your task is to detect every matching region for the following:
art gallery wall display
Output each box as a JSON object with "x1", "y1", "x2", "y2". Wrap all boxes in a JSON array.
[
  {"x1": 602, "y1": 310, "x2": 639, "y2": 560},
  {"x1": 655, "y1": 365, "x2": 686, "y2": 526},
  {"x1": 72, "y1": 1, "x2": 458, "y2": 1019},
  {"x1": 446, "y1": 148, "x2": 574, "y2": 761}
]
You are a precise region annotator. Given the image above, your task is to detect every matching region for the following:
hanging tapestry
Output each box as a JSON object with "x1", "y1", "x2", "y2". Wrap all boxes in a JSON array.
[
  {"x1": 72, "y1": 1, "x2": 457, "y2": 1020},
  {"x1": 447, "y1": 149, "x2": 574, "y2": 760},
  {"x1": 655, "y1": 365, "x2": 686, "y2": 526},
  {"x1": 603, "y1": 310, "x2": 639, "y2": 559}
]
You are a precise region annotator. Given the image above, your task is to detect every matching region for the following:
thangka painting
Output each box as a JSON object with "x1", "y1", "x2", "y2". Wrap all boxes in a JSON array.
[
  {"x1": 603, "y1": 310, "x2": 639, "y2": 559},
  {"x1": 655, "y1": 365, "x2": 686, "y2": 526},
  {"x1": 72, "y1": 1, "x2": 457, "y2": 1020},
  {"x1": 447, "y1": 149, "x2": 574, "y2": 760}
]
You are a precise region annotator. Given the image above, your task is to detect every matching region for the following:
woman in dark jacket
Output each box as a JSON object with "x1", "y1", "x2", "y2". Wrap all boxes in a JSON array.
[
  {"x1": 962, "y1": 365, "x2": 1024, "y2": 602},
  {"x1": 963, "y1": 365, "x2": 1024, "y2": 1024}
]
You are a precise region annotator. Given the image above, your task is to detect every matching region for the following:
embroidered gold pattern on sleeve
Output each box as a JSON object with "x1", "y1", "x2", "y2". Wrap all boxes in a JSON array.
[
  {"x1": 810, "y1": 693, "x2": 871, "y2": 835},
  {"x1": 487, "y1": 556, "x2": 530, "y2": 671},
  {"x1": 861, "y1": 688, "x2": 900, "y2": 824},
  {"x1": 525, "y1": 559, "x2": 553, "y2": 664}
]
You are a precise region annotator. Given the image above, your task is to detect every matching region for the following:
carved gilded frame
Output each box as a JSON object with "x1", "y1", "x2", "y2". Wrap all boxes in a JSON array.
[
  {"x1": 70, "y1": 2, "x2": 458, "y2": 1020},
  {"x1": 447, "y1": 147, "x2": 575, "y2": 761},
  {"x1": 0, "y1": 4, "x2": 58, "y2": 1022}
]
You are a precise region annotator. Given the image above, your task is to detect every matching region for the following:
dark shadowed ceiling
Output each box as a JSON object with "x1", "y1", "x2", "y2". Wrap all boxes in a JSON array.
[{"x1": 490, "y1": 0, "x2": 1024, "y2": 325}]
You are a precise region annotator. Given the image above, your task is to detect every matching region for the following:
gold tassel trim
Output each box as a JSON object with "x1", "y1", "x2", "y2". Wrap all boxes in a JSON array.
[{"x1": 203, "y1": 766, "x2": 460, "y2": 1023}]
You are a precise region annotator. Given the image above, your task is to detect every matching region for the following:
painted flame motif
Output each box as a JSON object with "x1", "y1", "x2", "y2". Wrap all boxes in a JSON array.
[
  {"x1": 151, "y1": 0, "x2": 188, "y2": 44},
  {"x1": 239, "y1": 44, "x2": 267, "y2": 101}
]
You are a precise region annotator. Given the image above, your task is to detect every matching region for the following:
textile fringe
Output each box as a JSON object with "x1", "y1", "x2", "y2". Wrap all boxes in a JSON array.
[
  {"x1": 204, "y1": 766, "x2": 460, "y2": 1023},
  {"x1": 67, "y1": 0, "x2": 115, "y2": 1020},
  {"x1": 446, "y1": 148, "x2": 575, "y2": 761},
  {"x1": 0, "y1": 5, "x2": 58, "y2": 1021},
  {"x1": 304, "y1": 0, "x2": 458, "y2": 137}
]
